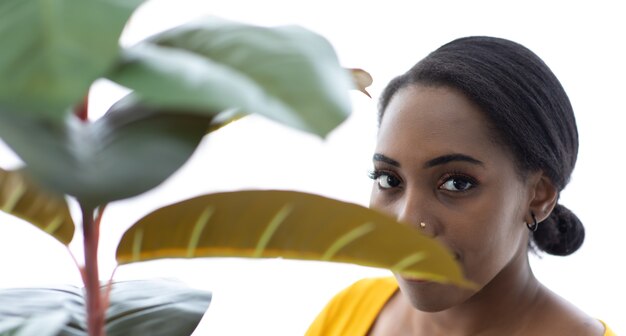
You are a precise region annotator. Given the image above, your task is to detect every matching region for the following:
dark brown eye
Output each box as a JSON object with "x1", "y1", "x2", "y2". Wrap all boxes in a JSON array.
[
  {"x1": 440, "y1": 176, "x2": 474, "y2": 192},
  {"x1": 376, "y1": 174, "x2": 401, "y2": 189}
]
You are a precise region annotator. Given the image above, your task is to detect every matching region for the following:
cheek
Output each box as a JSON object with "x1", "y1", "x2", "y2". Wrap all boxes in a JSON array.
[{"x1": 455, "y1": 192, "x2": 527, "y2": 281}]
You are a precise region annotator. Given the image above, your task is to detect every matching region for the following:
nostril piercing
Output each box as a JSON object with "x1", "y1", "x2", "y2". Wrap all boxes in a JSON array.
[{"x1": 419, "y1": 222, "x2": 427, "y2": 229}]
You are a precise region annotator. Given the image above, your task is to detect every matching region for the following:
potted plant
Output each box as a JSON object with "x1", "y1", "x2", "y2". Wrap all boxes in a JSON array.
[{"x1": 0, "y1": 1, "x2": 470, "y2": 335}]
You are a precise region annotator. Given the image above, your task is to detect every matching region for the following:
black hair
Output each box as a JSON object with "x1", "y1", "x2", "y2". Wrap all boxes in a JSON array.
[{"x1": 378, "y1": 36, "x2": 584, "y2": 256}]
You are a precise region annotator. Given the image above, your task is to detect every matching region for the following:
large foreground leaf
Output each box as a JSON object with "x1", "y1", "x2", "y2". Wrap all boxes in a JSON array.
[
  {"x1": 0, "y1": 99, "x2": 211, "y2": 206},
  {"x1": 0, "y1": 168, "x2": 74, "y2": 245},
  {"x1": 0, "y1": 279, "x2": 211, "y2": 336},
  {"x1": 116, "y1": 190, "x2": 474, "y2": 288},
  {"x1": 0, "y1": 0, "x2": 144, "y2": 120},
  {"x1": 109, "y1": 17, "x2": 353, "y2": 137}
]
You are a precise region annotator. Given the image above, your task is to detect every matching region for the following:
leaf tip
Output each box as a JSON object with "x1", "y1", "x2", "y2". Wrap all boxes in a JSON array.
[{"x1": 348, "y1": 68, "x2": 373, "y2": 98}]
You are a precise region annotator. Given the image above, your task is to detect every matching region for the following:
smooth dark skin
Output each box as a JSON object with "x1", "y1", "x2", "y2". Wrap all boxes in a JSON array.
[{"x1": 367, "y1": 85, "x2": 604, "y2": 336}]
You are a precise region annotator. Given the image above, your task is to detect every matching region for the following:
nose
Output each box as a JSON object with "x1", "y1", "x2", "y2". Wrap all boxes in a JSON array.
[{"x1": 396, "y1": 190, "x2": 437, "y2": 237}]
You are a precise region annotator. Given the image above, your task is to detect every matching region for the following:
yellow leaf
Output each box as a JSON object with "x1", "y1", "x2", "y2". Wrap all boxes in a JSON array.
[
  {"x1": 0, "y1": 168, "x2": 74, "y2": 245},
  {"x1": 116, "y1": 190, "x2": 474, "y2": 288},
  {"x1": 348, "y1": 68, "x2": 373, "y2": 98}
]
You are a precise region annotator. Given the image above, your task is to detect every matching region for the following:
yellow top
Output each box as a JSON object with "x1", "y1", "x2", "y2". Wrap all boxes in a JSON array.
[{"x1": 306, "y1": 277, "x2": 616, "y2": 336}]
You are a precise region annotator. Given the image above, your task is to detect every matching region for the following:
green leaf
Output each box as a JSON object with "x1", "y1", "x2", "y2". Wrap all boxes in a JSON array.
[
  {"x1": 0, "y1": 280, "x2": 211, "y2": 336},
  {"x1": 0, "y1": 98, "x2": 211, "y2": 206},
  {"x1": 206, "y1": 108, "x2": 247, "y2": 134},
  {"x1": 109, "y1": 17, "x2": 353, "y2": 137},
  {"x1": 13, "y1": 311, "x2": 71, "y2": 336},
  {"x1": 0, "y1": 168, "x2": 74, "y2": 245},
  {"x1": 116, "y1": 190, "x2": 475, "y2": 288},
  {"x1": 0, "y1": 0, "x2": 144, "y2": 120},
  {"x1": 0, "y1": 285, "x2": 86, "y2": 336},
  {"x1": 106, "y1": 279, "x2": 211, "y2": 336}
]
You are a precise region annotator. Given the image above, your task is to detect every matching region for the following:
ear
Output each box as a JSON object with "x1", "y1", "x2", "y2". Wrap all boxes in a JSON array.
[{"x1": 526, "y1": 172, "x2": 558, "y2": 223}]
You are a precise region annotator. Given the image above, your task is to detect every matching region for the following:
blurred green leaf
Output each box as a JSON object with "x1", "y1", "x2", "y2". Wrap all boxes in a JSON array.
[
  {"x1": 0, "y1": 279, "x2": 211, "y2": 336},
  {"x1": 105, "y1": 96, "x2": 245, "y2": 135},
  {"x1": 13, "y1": 311, "x2": 71, "y2": 336},
  {"x1": 109, "y1": 17, "x2": 353, "y2": 137},
  {"x1": 0, "y1": 0, "x2": 144, "y2": 120},
  {"x1": 116, "y1": 190, "x2": 475, "y2": 288},
  {"x1": 106, "y1": 279, "x2": 211, "y2": 336},
  {"x1": 0, "y1": 285, "x2": 86, "y2": 336},
  {"x1": 206, "y1": 108, "x2": 247, "y2": 134},
  {"x1": 0, "y1": 168, "x2": 75, "y2": 245},
  {"x1": 0, "y1": 98, "x2": 211, "y2": 207}
]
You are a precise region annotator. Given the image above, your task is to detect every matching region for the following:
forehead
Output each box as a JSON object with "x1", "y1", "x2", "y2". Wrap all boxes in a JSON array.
[{"x1": 377, "y1": 85, "x2": 507, "y2": 163}]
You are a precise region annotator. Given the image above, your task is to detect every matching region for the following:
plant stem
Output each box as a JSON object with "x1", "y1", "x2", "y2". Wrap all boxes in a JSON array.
[
  {"x1": 82, "y1": 204, "x2": 104, "y2": 336},
  {"x1": 75, "y1": 93, "x2": 89, "y2": 122}
]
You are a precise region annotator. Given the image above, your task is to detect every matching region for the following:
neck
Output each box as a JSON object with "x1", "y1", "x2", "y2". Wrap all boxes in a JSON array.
[{"x1": 414, "y1": 250, "x2": 543, "y2": 335}]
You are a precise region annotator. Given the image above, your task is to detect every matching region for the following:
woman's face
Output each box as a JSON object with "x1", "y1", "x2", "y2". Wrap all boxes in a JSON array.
[{"x1": 370, "y1": 84, "x2": 533, "y2": 311}]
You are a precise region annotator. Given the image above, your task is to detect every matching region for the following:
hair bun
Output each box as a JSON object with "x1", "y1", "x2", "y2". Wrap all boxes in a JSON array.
[{"x1": 532, "y1": 204, "x2": 584, "y2": 256}]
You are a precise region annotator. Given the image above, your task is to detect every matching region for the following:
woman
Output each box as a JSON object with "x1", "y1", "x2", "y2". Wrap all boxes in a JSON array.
[{"x1": 306, "y1": 37, "x2": 615, "y2": 335}]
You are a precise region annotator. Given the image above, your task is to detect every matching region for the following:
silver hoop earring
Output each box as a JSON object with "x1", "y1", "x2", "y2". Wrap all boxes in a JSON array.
[{"x1": 526, "y1": 212, "x2": 538, "y2": 232}]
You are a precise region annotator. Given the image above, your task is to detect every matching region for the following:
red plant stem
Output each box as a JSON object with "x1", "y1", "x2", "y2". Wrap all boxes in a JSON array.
[
  {"x1": 102, "y1": 265, "x2": 118, "y2": 312},
  {"x1": 66, "y1": 247, "x2": 86, "y2": 285},
  {"x1": 75, "y1": 94, "x2": 89, "y2": 122},
  {"x1": 82, "y1": 204, "x2": 104, "y2": 336}
]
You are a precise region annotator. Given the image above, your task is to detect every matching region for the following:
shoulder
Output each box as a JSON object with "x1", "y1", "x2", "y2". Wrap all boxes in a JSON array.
[{"x1": 531, "y1": 286, "x2": 608, "y2": 336}]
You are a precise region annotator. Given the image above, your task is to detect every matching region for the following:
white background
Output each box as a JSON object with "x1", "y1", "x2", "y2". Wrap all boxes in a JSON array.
[{"x1": 0, "y1": 0, "x2": 624, "y2": 334}]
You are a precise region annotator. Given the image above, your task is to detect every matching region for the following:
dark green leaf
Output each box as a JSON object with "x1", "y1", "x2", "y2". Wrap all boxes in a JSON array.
[
  {"x1": 0, "y1": 280, "x2": 211, "y2": 336},
  {"x1": 0, "y1": 98, "x2": 211, "y2": 206},
  {"x1": 13, "y1": 311, "x2": 71, "y2": 336},
  {"x1": 0, "y1": 168, "x2": 75, "y2": 245},
  {"x1": 0, "y1": 0, "x2": 144, "y2": 119},
  {"x1": 116, "y1": 190, "x2": 475, "y2": 288},
  {"x1": 109, "y1": 17, "x2": 353, "y2": 137},
  {"x1": 0, "y1": 285, "x2": 86, "y2": 336},
  {"x1": 106, "y1": 279, "x2": 211, "y2": 336}
]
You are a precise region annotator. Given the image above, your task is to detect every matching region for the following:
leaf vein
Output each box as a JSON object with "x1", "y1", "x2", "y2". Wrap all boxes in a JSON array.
[
  {"x1": 131, "y1": 229, "x2": 144, "y2": 262},
  {"x1": 390, "y1": 252, "x2": 427, "y2": 273},
  {"x1": 43, "y1": 214, "x2": 63, "y2": 235},
  {"x1": 186, "y1": 207, "x2": 213, "y2": 258},
  {"x1": 253, "y1": 204, "x2": 293, "y2": 258},
  {"x1": 321, "y1": 222, "x2": 375, "y2": 261},
  {"x1": 1, "y1": 176, "x2": 26, "y2": 213}
]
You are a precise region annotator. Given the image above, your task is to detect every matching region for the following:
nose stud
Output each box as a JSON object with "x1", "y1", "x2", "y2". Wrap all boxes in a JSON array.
[{"x1": 419, "y1": 222, "x2": 427, "y2": 229}]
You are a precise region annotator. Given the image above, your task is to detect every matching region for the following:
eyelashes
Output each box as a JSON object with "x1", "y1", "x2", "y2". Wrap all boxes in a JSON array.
[
  {"x1": 367, "y1": 169, "x2": 382, "y2": 180},
  {"x1": 368, "y1": 169, "x2": 401, "y2": 189}
]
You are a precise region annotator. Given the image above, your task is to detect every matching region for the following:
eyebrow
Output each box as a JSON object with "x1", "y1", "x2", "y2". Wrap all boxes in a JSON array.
[
  {"x1": 424, "y1": 154, "x2": 484, "y2": 168},
  {"x1": 373, "y1": 153, "x2": 400, "y2": 167},
  {"x1": 373, "y1": 153, "x2": 484, "y2": 168}
]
